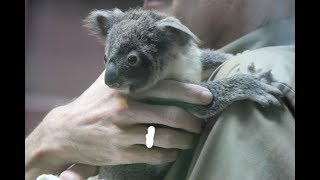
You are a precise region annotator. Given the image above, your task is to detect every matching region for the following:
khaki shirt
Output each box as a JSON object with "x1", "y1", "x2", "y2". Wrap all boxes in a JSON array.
[{"x1": 164, "y1": 17, "x2": 295, "y2": 180}]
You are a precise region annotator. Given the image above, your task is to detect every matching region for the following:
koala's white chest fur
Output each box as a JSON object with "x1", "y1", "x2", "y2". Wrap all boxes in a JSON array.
[{"x1": 164, "y1": 42, "x2": 202, "y2": 82}]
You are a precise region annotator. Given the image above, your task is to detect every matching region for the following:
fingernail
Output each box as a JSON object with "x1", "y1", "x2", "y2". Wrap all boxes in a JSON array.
[{"x1": 200, "y1": 91, "x2": 213, "y2": 104}]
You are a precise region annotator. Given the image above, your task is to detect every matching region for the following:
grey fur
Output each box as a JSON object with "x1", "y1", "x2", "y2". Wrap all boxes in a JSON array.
[
  {"x1": 183, "y1": 65, "x2": 283, "y2": 119},
  {"x1": 200, "y1": 49, "x2": 233, "y2": 80},
  {"x1": 156, "y1": 17, "x2": 201, "y2": 43},
  {"x1": 84, "y1": 8, "x2": 125, "y2": 43},
  {"x1": 84, "y1": 8, "x2": 283, "y2": 180}
]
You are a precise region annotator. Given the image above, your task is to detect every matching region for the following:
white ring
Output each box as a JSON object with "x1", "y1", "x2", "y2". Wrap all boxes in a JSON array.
[{"x1": 146, "y1": 126, "x2": 155, "y2": 148}]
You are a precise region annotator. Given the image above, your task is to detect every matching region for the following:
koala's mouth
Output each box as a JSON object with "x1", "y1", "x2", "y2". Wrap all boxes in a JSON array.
[
  {"x1": 107, "y1": 81, "x2": 130, "y2": 90},
  {"x1": 107, "y1": 79, "x2": 152, "y2": 94},
  {"x1": 107, "y1": 81, "x2": 146, "y2": 94},
  {"x1": 113, "y1": 84, "x2": 129, "y2": 89}
]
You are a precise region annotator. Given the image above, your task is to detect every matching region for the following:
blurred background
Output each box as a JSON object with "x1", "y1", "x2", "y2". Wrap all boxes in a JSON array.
[{"x1": 25, "y1": 0, "x2": 143, "y2": 136}]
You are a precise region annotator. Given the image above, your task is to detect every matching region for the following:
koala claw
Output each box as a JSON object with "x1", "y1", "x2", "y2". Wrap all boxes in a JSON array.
[
  {"x1": 246, "y1": 75, "x2": 284, "y2": 108},
  {"x1": 247, "y1": 62, "x2": 273, "y2": 84}
]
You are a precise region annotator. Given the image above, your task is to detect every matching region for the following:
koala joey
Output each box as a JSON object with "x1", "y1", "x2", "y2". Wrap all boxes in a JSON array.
[{"x1": 84, "y1": 8, "x2": 283, "y2": 180}]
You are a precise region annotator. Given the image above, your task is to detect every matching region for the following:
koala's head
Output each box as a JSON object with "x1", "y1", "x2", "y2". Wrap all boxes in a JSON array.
[{"x1": 84, "y1": 8, "x2": 199, "y2": 93}]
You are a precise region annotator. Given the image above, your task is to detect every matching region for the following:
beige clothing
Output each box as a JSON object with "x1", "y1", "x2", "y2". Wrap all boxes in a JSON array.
[{"x1": 163, "y1": 17, "x2": 295, "y2": 180}]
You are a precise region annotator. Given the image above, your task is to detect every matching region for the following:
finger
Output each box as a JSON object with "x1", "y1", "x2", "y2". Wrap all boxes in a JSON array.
[
  {"x1": 253, "y1": 96, "x2": 269, "y2": 107},
  {"x1": 59, "y1": 164, "x2": 98, "y2": 180},
  {"x1": 119, "y1": 125, "x2": 196, "y2": 149},
  {"x1": 133, "y1": 80, "x2": 213, "y2": 105},
  {"x1": 262, "y1": 84, "x2": 284, "y2": 97},
  {"x1": 118, "y1": 101, "x2": 203, "y2": 133},
  {"x1": 265, "y1": 94, "x2": 282, "y2": 107},
  {"x1": 123, "y1": 145, "x2": 179, "y2": 165}
]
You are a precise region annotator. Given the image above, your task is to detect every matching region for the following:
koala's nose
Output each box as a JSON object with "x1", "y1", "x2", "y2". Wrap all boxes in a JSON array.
[{"x1": 105, "y1": 62, "x2": 120, "y2": 87}]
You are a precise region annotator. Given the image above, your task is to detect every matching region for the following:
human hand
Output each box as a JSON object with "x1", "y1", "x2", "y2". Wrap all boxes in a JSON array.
[{"x1": 26, "y1": 71, "x2": 213, "y2": 180}]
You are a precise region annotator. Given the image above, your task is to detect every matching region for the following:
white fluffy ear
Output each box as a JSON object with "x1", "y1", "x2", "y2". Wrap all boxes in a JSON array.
[
  {"x1": 84, "y1": 8, "x2": 124, "y2": 42},
  {"x1": 156, "y1": 17, "x2": 201, "y2": 43}
]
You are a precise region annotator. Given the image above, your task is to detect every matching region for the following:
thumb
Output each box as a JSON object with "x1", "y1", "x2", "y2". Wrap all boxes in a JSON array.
[{"x1": 59, "y1": 164, "x2": 98, "y2": 180}]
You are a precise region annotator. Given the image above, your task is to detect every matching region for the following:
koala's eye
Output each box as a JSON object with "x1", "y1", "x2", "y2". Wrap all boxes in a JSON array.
[
  {"x1": 103, "y1": 55, "x2": 108, "y2": 64},
  {"x1": 127, "y1": 55, "x2": 138, "y2": 65}
]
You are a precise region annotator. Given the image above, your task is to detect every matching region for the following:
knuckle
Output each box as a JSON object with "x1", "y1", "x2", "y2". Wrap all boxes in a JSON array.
[
  {"x1": 108, "y1": 106, "x2": 134, "y2": 124},
  {"x1": 109, "y1": 96, "x2": 130, "y2": 114},
  {"x1": 165, "y1": 106, "x2": 182, "y2": 122},
  {"x1": 86, "y1": 152, "x2": 111, "y2": 166},
  {"x1": 110, "y1": 127, "x2": 127, "y2": 143},
  {"x1": 158, "y1": 129, "x2": 174, "y2": 147},
  {"x1": 109, "y1": 149, "x2": 127, "y2": 164},
  {"x1": 165, "y1": 132, "x2": 177, "y2": 147},
  {"x1": 113, "y1": 104, "x2": 129, "y2": 115}
]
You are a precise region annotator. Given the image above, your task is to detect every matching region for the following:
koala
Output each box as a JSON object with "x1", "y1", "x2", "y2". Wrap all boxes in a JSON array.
[{"x1": 84, "y1": 8, "x2": 283, "y2": 180}]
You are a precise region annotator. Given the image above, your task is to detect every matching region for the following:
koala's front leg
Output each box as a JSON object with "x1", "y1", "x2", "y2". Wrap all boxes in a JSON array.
[{"x1": 183, "y1": 67, "x2": 284, "y2": 119}]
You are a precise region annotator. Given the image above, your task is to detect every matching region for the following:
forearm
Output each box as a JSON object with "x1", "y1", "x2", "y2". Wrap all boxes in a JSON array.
[{"x1": 25, "y1": 107, "x2": 71, "y2": 180}]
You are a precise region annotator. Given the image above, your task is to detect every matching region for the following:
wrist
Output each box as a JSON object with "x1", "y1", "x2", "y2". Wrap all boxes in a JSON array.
[
  {"x1": 25, "y1": 146, "x2": 71, "y2": 180},
  {"x1": 25, "y1": 107, "x2": 73, "y2": 180}
]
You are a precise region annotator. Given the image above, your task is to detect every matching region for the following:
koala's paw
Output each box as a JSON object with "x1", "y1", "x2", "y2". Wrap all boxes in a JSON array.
[
  {"x1": 182, "y1": 63, "x2": 284, "y2": 119},
  {"x1": 184, "y1": 103, "x2": 216, "y2": 119},
  {"x1": 244, "y1": 63, "x2": 283, "y2": 107},
  {"x1": 249, "y1": 80, "x2": 283, "y2": 107},
  {"x1": 247, "y1": 62, "x2": 273, "y2": 84}
]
